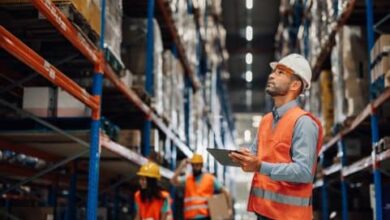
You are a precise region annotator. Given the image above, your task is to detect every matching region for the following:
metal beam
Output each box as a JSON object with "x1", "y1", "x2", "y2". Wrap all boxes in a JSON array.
[
  {"x1": 0, "y1": 149, "x2": 88, "y2": 195},
  {"x1": 30, "y1": 0, "x2": 99, "y2": 64},
  {"x1": 0, "y1": 26, "x2": 99, "y2": 111},
  {"x1": 0, "y1": 99, "x2": 89, "y2": 147},
  {"x1": 0, "y1": 54, "x2": 78, "y2": 95},
  {"x1": 0, "y1": 163, "x2": 88, "y2": 190},
  {"x1": 0, "y1": 139, "x2": 62, "y2": 162}
]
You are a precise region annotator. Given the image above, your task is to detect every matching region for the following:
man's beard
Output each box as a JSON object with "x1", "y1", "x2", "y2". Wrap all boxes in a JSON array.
[
  {"x1": 266, "y1": 82, "x2": 289, "y2": 97},
  {"x1": 193, "y1": 169, "x2": 202, "y2": 177}
]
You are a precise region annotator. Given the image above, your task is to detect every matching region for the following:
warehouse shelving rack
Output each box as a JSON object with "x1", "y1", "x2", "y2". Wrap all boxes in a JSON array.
[
  {"x1": 301, "y1": 0, "x2": 390, "y2": 220},
  {"x1": 0, "y1": 0, "x2": 234, "y2": 219}
]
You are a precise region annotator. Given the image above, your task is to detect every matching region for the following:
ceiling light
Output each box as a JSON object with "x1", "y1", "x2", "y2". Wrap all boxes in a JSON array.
[
  {"x1": 252, "y1": 115, "x2": 262, "y2": 127},
  {"x1": 245, "y1": 70, "x2": 253, "y2": 83},
  {"x1": 244, "y1": 130, "x2": 251, "y2": 142},
  {"x1": 246, "y1": 26, "x2": 253, "y2": 41},
  {"x1": 245, "y1": 53, "x2": 253, "y2": 64},
  {"x1": 246, "y1": 0, "x2": 253, "y2": 9}
]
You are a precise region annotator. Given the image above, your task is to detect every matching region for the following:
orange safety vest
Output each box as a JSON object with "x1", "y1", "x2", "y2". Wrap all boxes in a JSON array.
[
  {"x1": 134, "y1": 190, "x2": 171, "y2": 220},
  {"x1": 184, "y1": 173, "x2": 214, "y2": 219},
  {"x1": 248, "y1": 106, "x2": 323, "y2": 220}
]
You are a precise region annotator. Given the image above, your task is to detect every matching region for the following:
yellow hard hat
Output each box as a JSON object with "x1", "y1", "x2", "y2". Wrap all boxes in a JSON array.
[
  {"x1": 137, "y1": 162, "x2": 161, "y2": 180},
  {"x1": 190, "y1": 154, "x2": 204, "y2": 164}
]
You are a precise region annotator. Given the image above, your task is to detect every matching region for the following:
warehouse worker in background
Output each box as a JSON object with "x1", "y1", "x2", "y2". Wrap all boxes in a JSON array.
[
  {"x1": 229, "y1": 53, "x2": 323, "y2": 220},
  {"x1": 170, "y1": 153, "x2": 233, "y2": 220},
  {"x1": 134, "y1": 161, "x2": 172, "y2": 220}
]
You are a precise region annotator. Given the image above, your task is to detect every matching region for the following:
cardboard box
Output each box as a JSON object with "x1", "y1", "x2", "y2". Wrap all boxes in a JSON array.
[
  {"x1": 23, "y1": 87, "x2": 55, "y2": 117},
  {"x1": 56, "y1": 88, "x2": 90, "y2": 117},
  {"x1": 118, "y1": 129, "x2": 141, "y2": 153},
  {"x1": 208, "y1": 193, "x2": 232, "y2": 220},
  {"x1": 11, "y1": 207, "x2": 54, "y2": 220},
  {"x1": 385, "y1": 70, "x2": 390, "y2": 88}
]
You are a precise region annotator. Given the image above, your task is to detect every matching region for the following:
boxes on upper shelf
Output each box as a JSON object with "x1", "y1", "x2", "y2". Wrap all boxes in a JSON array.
[
  {"x1": 118, "y1": 129, "x2": 141, "y2": 154},
  {"x1": 371, "y1": 35, "x2": 390, "y2": 84},
  {"x1": 23, "y1": 87, "x2": 90, "y2": 118},
  {"x1": 0, "y1": 0, "x2": 124, "y2": 74},
  {"x1": 122, "y1": 18, "x2": 164, "y2": 115},
  {"x1": 23, "y1": 87, "x2": 55, "y2": 117}
]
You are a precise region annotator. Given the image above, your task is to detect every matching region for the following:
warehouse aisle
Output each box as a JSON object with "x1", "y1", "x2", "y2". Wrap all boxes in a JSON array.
[{"x1": 0, "y1": 0, "x2": 389, "y2": 219}]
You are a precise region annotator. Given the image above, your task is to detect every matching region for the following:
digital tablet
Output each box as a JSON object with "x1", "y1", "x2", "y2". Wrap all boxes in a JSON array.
[{"x1": 207, "y1": 148, "x2": 242, "y2": 167}]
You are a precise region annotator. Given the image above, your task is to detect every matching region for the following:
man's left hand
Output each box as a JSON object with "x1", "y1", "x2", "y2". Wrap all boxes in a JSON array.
[{"x1": 229, "y1": 148, "x2": 261, "y2": 172}]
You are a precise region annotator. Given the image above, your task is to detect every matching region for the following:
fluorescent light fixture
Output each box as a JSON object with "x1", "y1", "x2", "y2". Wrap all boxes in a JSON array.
[
  {"x1": 244, "y1": 130, "x2": 251, "y2": 142},
  {"x1": 252, "y1": 115, "x2": 263, "y2": 127},
  {"x1": 245, "y1": 53, "x2": 253, "y2": 64},
  {"x1": 246, "y1": 26, "x2": 253, "y2": 41},
  {"x1": 246, "y1": 0, "x2": 253, "y2": 9},
  {"x1": 245, "y1": 70, "x2": 253, "y2": 82}
]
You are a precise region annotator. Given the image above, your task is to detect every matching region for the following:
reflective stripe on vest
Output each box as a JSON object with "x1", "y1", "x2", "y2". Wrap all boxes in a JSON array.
[
  {"x1": 184, "y1": 204, "x2": 209, "y2": 211},
  {"x1": 184, "y1": 196, "x2": 208, "y2": 203},
  {"x1": 184, "y1": 173, "x2": 214, "y2": 218},
  {"x1": 251, "y1": 188, "x2": 311, "y2": 206}
]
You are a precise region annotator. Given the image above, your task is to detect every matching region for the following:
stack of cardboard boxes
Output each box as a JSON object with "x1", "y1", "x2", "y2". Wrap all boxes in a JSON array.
[{"x1": 371, "y1": 34, "x2": 390, "y2": 96}]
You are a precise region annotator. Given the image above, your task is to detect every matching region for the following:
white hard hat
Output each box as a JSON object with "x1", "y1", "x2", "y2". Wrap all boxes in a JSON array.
[{"x1": 270, "y1": 53, "x2": 312, "y2": 90}]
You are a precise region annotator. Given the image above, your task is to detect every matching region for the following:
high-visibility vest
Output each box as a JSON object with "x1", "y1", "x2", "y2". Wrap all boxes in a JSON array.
[
  {"x1": 134, "y1": 190, "x2": 171, "y2": 220},
  {"x1": 248, "y1": 106, "x2": 323, "y2": 220},
  {"x1": 184, "y1": 173, "x2": 214, "y2": 219}
]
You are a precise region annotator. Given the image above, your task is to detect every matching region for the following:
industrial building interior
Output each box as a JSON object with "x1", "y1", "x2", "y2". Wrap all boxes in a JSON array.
[{"x1": 0, "y1": 0, "x2": 390, "y2": 219}]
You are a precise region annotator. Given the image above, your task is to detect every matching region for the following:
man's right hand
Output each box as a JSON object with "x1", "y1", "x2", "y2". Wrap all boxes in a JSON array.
[{"x1": 179, "y1": 159, "x2": 189, "y2": 169}]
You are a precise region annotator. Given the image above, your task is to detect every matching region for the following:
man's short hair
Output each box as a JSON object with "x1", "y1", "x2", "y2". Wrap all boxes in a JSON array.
[{"x1": 291, "y1": 74, "x2": 304, "y2": 94}]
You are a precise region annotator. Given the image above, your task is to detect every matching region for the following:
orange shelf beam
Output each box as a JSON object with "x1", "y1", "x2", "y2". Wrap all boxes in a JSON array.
[
  {"x1": 320, "y1": 88, "x2": 390, "y2": 155},
  {"x1": 0, "y1": 26, "x2": 99, "y2": 111},
  {"x1": 31, "y1": 0, "x2": 99, "y2": 64}
]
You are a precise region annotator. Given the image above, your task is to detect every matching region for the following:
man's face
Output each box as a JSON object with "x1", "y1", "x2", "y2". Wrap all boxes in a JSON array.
[
  {"x1": 191, "y1": 163, "x2": 203, "y2": 176},
  {"x1": 266, "y1": 64, "x2": 295, "y2": 97}
]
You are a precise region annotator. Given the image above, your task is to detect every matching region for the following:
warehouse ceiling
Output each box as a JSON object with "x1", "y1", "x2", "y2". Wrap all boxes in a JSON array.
[{"x1": 222, "y1": 0, "x2": 280, "y2": 113}]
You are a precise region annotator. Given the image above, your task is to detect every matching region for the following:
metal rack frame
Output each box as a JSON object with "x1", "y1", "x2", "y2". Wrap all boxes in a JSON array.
[{"x1": 313, "y1": 0, "x2": 390, "y2": 219}]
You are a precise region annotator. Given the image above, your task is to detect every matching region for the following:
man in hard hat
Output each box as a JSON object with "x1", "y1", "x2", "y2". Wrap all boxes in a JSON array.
[
  {"x1": 171, "y1": 153, "x2": 232, "y2": 220},
  {"x1": 134, "y1": 161, "x2": 172, "y2": 220},
  {"x1": 229, "y1": 54, "x2": 323, "y2": 220}
]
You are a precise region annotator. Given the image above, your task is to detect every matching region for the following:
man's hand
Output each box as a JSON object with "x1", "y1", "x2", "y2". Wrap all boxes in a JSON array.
[
  {"x1": 229, "y1": 148, "x2": 261, "y2": 172},
  {"x1": 179, "y1": 158, "x2": 189, "y2": 169}
]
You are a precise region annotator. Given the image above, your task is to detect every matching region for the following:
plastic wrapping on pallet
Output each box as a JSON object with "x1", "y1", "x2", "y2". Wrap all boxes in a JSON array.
[
  {"x1": 122, "y1": 18, "x2": 164, "y2": 115},
  {"x1": 84, "y1": 0, "x2": 123, "y2": 65},
  {"x1": 342, "y1": 26, "x2": 369, "y2": 116},
  {"x1": 161, "y1": 49, "x2": 185, "y2": 139},
  {"x1": 308, "y1": 81, "x2": 321, "y2": 119},
  {"x1": 331, "y1": 31, "x2": 347, "y2": 124}
]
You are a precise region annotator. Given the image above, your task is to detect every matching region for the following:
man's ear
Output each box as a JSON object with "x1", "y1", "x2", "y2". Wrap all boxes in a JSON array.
[{"x1": 290, "y1": 80, "x2": 302, "y2": 92}]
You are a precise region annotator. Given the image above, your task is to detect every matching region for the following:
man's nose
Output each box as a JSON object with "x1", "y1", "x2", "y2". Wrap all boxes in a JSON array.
[{"x1": 268, "y1": 72, "x2": 275, "y2": 80}]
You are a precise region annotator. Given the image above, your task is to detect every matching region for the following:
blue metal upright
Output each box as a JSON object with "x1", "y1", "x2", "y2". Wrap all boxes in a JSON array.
[
  {"x1": 66, "y1": 162, "x2": 78, "y2": 220},
  {"x1": 113, "y1": 186, "x2": 120, "y2": 220},
  {"x1": 169, "y1": 141, "x2": 177, "y2": 215},
  {"x1": 87, "y1": 0, "x2": 105, "y2": 219},
  {"x1": 338, "y1": 140, "x2": 348, "y2": 220},
  {"x1": 142, "y1": 0, "x2": 155, "y2": 157},
  {"x1": 319, "y1": 155, "x2": 329, "y2": 220},
  {"x1": 48, "y1": 185, "x2": 58, "y2": 218},
  {"x1": 365, "y1": 0, "x2": 383, "y2": 219},
  {"x1": 321, "y1": 182, "x2": 329, "y2": 220}
]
